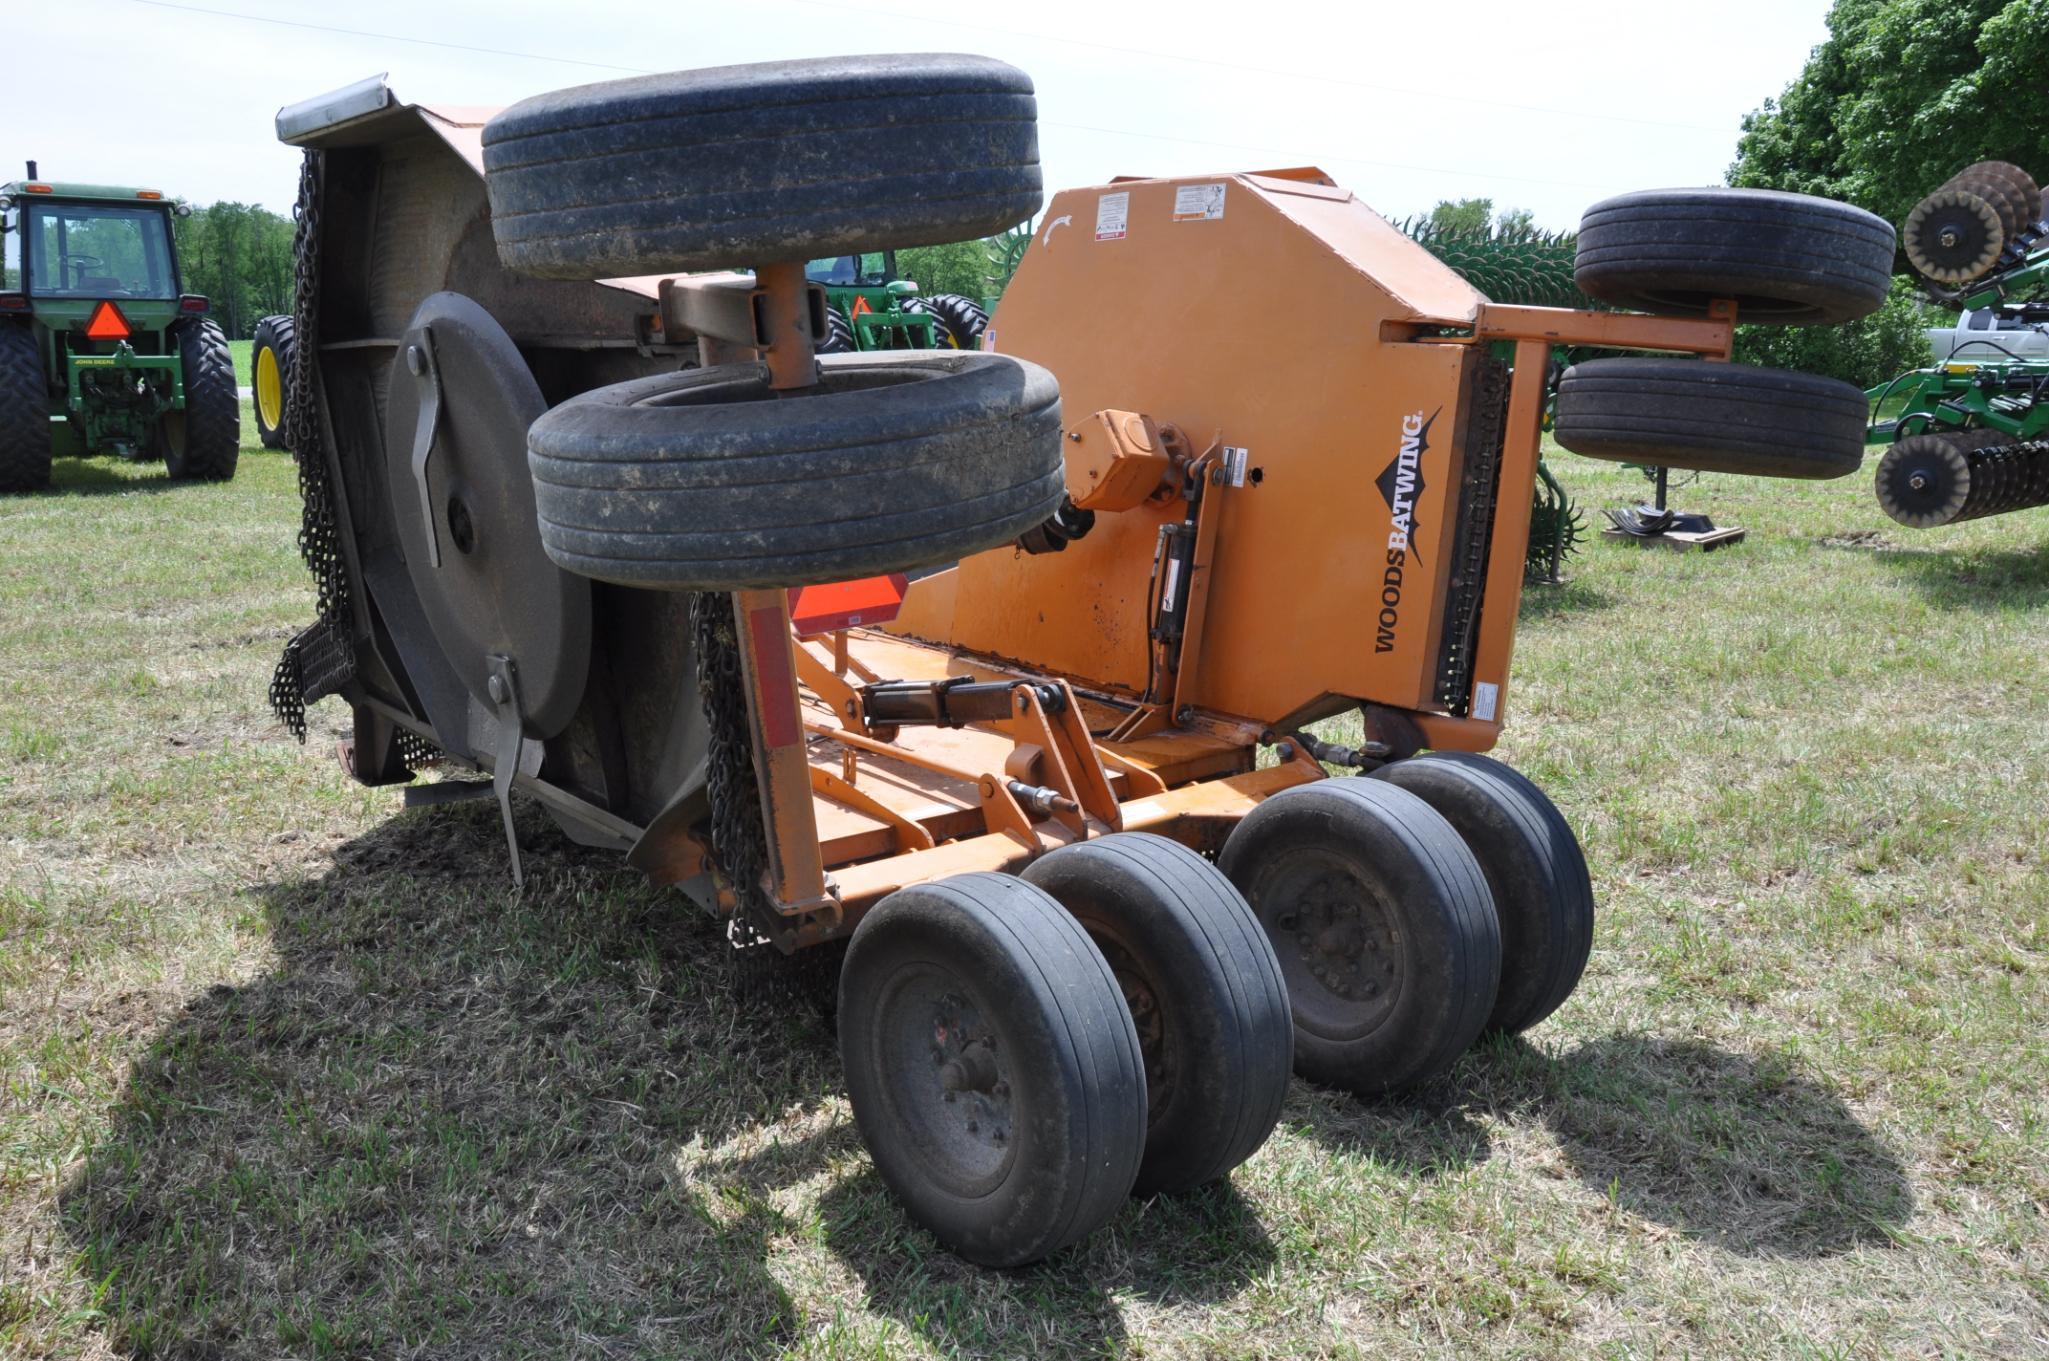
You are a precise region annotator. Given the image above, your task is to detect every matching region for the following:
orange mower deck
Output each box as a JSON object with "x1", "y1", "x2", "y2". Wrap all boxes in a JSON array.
[{"x1": 664, "y1": 170, "x2": 1739, "y2": 950}]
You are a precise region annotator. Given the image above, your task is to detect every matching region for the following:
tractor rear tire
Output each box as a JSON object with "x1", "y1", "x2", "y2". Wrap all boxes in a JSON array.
[
  {"x1": 1574, "y1": 188, "x2": 1894, "y2": 325},
  {"x1": 0, "y1": 324, "x2": 52, "y2": 494},
  {"x1": 527, "y1": 350, "x2": 1064, "y2": 589},
  {"x1": 839, "y1": 873, "x2": 1145, "y2": 1266},
  {"x1": 163, "y1": 320, "x2": 240, "y2": 482},
  {"x1": 1219, "y1": 778, "x2": 1500, "y2": 1094},
  {"x1": 1369, "y1": 754, "x2": 1593, "y2": 1037},
  {"x1": 1022, "y1": 833, "x2": 1292, "y2": 1196},
  {"x1": 819, "y1": 306, "x2": 856, "y2": 354},
  {"x1": 484, "y1": 55, "x2": 1043, "y2": 279},
  {"x1": 1553, "y1": 357, "x2": 1867, "y2": 479},
  {"x1": 252, "y1": 314, "x2": 296, "y2": 450},
  {"x1": 925, "y1": 293, "x2": 990, "y2": 350}
]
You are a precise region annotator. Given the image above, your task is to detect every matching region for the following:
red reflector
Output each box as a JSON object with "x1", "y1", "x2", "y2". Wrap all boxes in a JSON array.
[
  {"x1": 179, "y1": 294, "x2": 209, "y2": 313},
  {"x1": 83, "y1": 300, "x2": 130, "y2": 340},
  {"x1": 745, "y1": 605, "x2": 803, "y2": 749},
  {"x1": 0, "y1": 293, "x2": 26, "y2": 313},
  {"x1": 787, "y1": 574, "x2": 908, "y2": 636}
]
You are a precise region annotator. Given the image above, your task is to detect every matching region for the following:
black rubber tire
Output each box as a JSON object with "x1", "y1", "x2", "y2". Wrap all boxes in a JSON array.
[
  {"x1": 819, "y1": 306, "x2": 855, "y2": 355},
  {"x1": 1574, "y1": 187, "x2": 1894, "y2": 325},
  {"x1": 897, "y1": 296, "x2": 946, "y2": 350},
  {"x1": 251, "y1": 314, "x2": 295, "y2": 450},
  {"x1": 839, "y1": 872, "x2": 1146, "y2": 1267},
  {"x1": 527, "y1": 350, "x2": 1064, "y2": 589},
  {"x1": 1218, "y1": 779, "x2": 1500, "y2": 1094},
  {"x1": 163, "y1": 319, "x2": 240, "y2": 482},
  {"x1": 1368, "y1": 755, "x2": 1593, "y2": 1036},
  {"x1": 484, "y1": 55, "x2": 1043, "y2": 279},
  {"x1": 1021, "y1": 833, "x2": 1292, "y2": 1196},
  {"x1": 1553, "y1": 357, "x2": 1867, "y2": 480},
  {"x1": 0, "y1": 324, "x2": 52, "y2": 494},
  {"x1": 925, "y1": 293, "x2": 990, "y2": 350}
]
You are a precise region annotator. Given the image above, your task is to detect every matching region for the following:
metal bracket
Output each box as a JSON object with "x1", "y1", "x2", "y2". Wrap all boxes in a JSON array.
[
  {"x1": 405, "y1": 330, "x2": 443, "y2": 569},
  {"x1": 485, "y1": 653, "x2": 528, "y2": 888}
]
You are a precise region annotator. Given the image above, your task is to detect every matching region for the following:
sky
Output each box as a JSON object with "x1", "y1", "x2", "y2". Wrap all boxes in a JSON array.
[{"x1": 6, "y1": 0, "x2": 1833, "y2": 230}]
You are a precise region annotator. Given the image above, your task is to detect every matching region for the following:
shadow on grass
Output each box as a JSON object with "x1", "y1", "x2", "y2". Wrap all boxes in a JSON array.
[
  {"x1": 817, "y1": 1171, "x2": 1273, "y2": 1357},
  {"x1": 1517, "y1": 576, "x2": 1615, "y2": 622},
  {"x1": 60, "y1": 798, "x2": 840, "y2": 1358},
  {"x1": 45, "y1": 459, "x2": 195, "y2": 497},
  {"x1": 1300, "y1": 1032, "x2": 1912, "y2": 1258},
  {"x1": 1879, "y1": 539, "x2": 2049, "y2": 611},
  {"x1": 59, "y1": 798, "x2": 1274, "y2": 1358}
]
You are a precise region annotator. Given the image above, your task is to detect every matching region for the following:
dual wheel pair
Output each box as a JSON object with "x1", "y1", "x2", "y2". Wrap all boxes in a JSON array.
[
  {"x1": 478, "y1": 55, "x2": 1068, "y2": 591},
  {"x1": 1553, "y1": 187, "x2": 1899, "y2": 482},
  {"x1": 840, "y1": 753, "x2": 1591, "y2": 1266}
]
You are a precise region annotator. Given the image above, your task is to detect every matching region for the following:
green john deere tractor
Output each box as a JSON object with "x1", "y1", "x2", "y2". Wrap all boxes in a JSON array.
[
  {"x1": 0, "y1": 163, "x2": 240, "y2": 492},
  {"x1": 807, "y1": 250, "x2": 989, "y2": 352}
]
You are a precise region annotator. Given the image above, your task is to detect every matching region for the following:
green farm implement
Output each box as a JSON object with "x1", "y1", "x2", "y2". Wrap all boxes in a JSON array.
[
  {"x1": 1872, "y1": 160, "x2": 2049, "y2": 528},
  {"x1": 808, "y1": 250, "x2": 989, "y2": 352},
  {"x1": 0, "y1": 162, "x2": 239, "y2": 491}
]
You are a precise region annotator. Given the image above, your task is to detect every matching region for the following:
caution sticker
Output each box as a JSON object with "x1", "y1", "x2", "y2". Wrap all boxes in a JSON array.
[
  {"x1": 1472, "y1": 681, "x2": 1499, "y2": 722},
  {"x1": 1095, "y1": 191, "x2": 1129, "y2": 241},
  {"x1": 1172, "y1": 183, "x2": 1226, "y2": 221}
]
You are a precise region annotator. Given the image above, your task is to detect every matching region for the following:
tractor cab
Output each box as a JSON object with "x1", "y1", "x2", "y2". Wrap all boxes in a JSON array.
[{"x1": 0, "y1": 165, "x2": 239, "y2": 490}]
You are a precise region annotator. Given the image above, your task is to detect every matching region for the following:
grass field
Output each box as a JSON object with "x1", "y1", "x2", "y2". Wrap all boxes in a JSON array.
[{"x1": 1, "y1": 415, "x2": 2045, "y2": 1359}]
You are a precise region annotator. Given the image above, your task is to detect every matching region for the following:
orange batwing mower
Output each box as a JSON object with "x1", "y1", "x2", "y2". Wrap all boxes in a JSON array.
[{"x1": 268, "y1": 61, "x2": 1892, "y2": 1265}]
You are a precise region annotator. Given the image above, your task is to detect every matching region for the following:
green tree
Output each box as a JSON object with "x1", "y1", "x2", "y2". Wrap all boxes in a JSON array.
[
  {"x1": 1428, "y1": 198, "x2": 1494, "y2": 235},
  {"x1": 1494, "y1": 207, "x2": 1537, "y2": 236},
  {"x1": 172, "y1": 201, "x2": 293, "y2": 339},
  {"x1": 896, "y1": 238, "x2": 992, "y2": 300},
  {"x1": 1726, "y1": 0, "x2": 2049, "y2": 386},
  {"x1": 1732, "y1": 276, "x2": 1938, "y2": 388},
  {"x1": 1730, "y1": 0, "x2": 2049, "y2": 227}
]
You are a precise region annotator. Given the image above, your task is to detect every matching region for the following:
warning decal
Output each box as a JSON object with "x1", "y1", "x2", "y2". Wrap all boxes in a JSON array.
[
  {"x1": 1172, "y1": 183, "x2": 1226, "y2": 221},
  {"x1": 1095, "y1": 191, "x2": 1129, "y2": 241}
]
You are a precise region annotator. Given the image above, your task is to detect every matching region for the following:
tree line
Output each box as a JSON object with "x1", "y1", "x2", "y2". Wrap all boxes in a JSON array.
[{"x1": 173, "y1": 201, "x2": 293, "y2": 340}]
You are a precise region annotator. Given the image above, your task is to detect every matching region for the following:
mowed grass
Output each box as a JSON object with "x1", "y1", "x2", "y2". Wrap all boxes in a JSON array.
[{"x1": 2, "y1": 426, "x2": 2046, "y2": 1359}]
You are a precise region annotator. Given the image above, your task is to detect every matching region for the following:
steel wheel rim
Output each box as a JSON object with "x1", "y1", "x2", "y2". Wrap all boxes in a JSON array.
[
  {"x1": 1255, "y1": 848, "x2": 1405, "y2": 1041},
  {"x1": 256, "y1": 345, "x2": 283, "y2": 429},
  {"x1": 867, "y1": 960, "x2": 1018, "y2": 1199}
]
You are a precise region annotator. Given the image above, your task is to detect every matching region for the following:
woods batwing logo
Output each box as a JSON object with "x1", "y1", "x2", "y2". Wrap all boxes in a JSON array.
[{"x1": 1373, "y1": 409, "x2": 1437, "y2": 654}]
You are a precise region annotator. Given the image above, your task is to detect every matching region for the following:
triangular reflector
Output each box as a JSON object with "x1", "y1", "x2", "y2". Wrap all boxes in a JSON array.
[{"x1": 84, "y1": 300, "x2": 130, "y2": 341}]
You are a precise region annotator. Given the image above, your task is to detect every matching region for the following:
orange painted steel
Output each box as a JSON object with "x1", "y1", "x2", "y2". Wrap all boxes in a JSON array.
[{"x1": 703, "y1": 167, "x2": 1741, "y2": 945}]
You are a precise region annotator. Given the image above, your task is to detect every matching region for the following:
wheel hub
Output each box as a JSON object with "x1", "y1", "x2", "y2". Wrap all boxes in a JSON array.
[
  {"x1": 1272, "y1": 863, "x2": 1401, "y2": 1024},
  {"x1": 923, "y1": 990, "x2": 1013, "y2": 1155}
]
